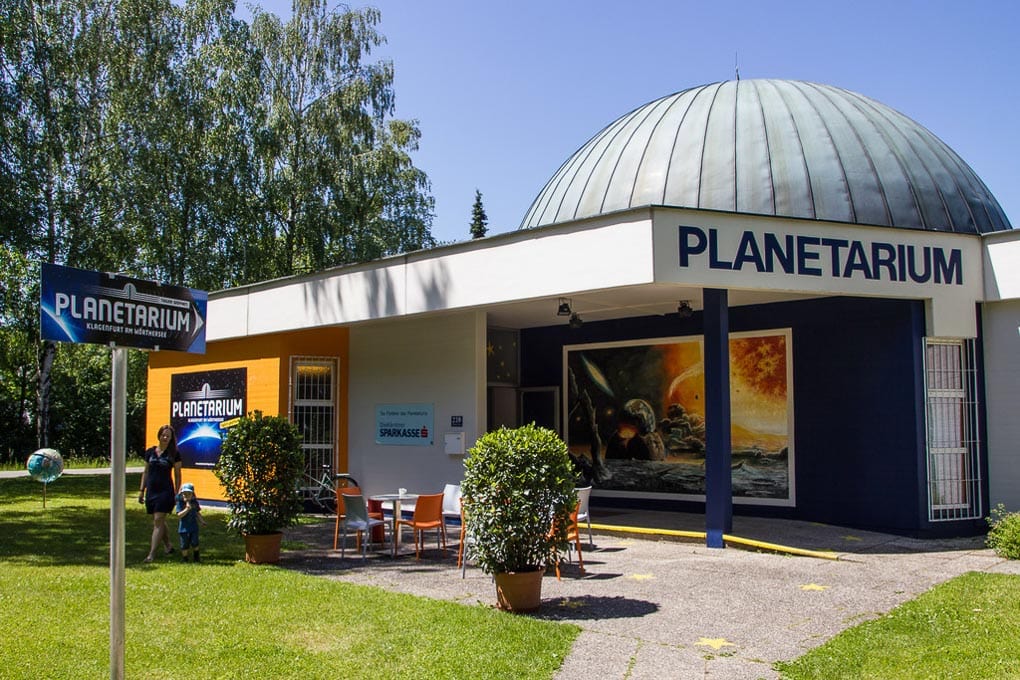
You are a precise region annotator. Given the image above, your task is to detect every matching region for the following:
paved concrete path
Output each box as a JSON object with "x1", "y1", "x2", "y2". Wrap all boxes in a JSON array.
[
  {"x1": 0, "y1": 466, "x2": 144, "y2": 478},
  {"x1": 280, "y1": 519, "x2": 1019, "y2": 680}
]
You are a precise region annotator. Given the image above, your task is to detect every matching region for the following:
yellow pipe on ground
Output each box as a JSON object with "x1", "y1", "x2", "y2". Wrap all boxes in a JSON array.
[{"x1": 589, "y1": 522, "x2": 840, "y2": 561}]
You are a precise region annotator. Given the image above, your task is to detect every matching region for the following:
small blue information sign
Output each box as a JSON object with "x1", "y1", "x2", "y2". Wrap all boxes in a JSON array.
[
  {"x1": 375, "y1": 403, "x2": 434, "y2": 446},
  {"x1": 40, "y1": 263, "x2": 207, "y2": 353}
]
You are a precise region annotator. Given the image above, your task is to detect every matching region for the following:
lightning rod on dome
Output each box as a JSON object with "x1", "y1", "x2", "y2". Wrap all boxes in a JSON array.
[{"x1": 735, "y1": 52, "x2": 740, "y2": 81}]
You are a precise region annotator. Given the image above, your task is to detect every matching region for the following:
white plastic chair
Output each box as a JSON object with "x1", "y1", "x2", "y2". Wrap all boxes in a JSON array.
[
  {"x1": 442, "y1": 483, "x2": 462, "y2": 537},
  {"x1": 339, "y1": 494, "x2": 388, "y2": 561},
  {"x1": 576, "y1": 486, "x2": 593, "y2": 547}
]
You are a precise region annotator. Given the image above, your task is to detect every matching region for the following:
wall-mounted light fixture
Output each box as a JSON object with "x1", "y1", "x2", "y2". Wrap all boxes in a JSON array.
[
  {"x1": 557, "y1": 297, "x2": 572, "y2": 316},
  {"x1": 677, "y1": 300, "x2": 693, "y2": 318},
  {"x1": 568, "y1": 312, "x2": 583, "y2": 329}
]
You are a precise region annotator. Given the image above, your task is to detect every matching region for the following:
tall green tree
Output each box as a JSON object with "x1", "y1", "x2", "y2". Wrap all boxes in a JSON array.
[
  {"x1": 109, "y1": 0, "x2": 270, "y2": 290},
  {"x1": 249, "y1": 0, "x2": 434, "y2": 276},
  {"x1": 470, "y1": 189, "x2": 488, "y2": 239},
  {"x1": 0, "y1": 0, "x2": 438, "y2": 457},
  {"x1": 0, "y1": 247, "x2": 38, "y2": 460},
  {"x1": 1, "y1": 0, "x2": 124, "y2": 447}
]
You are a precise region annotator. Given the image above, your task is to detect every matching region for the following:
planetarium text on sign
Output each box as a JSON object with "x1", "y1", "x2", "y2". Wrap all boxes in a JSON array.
[{"x1": 677, "y1": 225, "x2": 963, "y2": 285}]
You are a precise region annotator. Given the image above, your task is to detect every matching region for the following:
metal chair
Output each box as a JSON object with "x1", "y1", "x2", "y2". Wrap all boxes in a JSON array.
[{"x1": 338, "y1": 493, "x2": 388, "y2": 560}]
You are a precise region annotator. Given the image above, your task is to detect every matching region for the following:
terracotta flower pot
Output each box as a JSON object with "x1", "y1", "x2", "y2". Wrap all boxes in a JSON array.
[
  {"x1": 243, "y1": 532, "x2": 283, "y2": 564},
  {"x1": 494, "y1": 568, "x2": 544, "y2": 612}
]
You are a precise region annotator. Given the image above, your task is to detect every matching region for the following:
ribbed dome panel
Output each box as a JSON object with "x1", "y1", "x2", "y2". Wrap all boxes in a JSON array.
[{"x1": 520, "y1": 79, "x2": 1012, "y2": 234}]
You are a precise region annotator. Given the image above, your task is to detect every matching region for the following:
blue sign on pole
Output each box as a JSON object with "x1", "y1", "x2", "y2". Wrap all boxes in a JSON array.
[{"x1": 40, "y1": 263, "x2": 207, "y2": 353}]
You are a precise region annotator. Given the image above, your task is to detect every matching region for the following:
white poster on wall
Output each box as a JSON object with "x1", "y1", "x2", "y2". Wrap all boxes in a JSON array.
[{"x1": 375, "y1": 403, "x2": 434, "y2": 446}]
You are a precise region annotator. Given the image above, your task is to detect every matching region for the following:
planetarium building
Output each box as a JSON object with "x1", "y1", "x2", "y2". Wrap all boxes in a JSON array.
[{"x1": 147, "y1": 79, "x2": 1020, "y2": 541}]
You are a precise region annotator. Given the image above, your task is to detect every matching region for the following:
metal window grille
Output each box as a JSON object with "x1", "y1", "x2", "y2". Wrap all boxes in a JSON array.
[
  {"x1": 923, "y1": 338, "x2": 981, "y2": 521},
  {"x1": 289, "y1": 357, "x2": 338, "y2": 486}
]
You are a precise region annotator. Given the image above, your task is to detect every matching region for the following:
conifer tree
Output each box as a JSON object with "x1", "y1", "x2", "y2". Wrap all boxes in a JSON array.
[{"x1": 470, "y1": 189, "x2": 488, "y2": 239}]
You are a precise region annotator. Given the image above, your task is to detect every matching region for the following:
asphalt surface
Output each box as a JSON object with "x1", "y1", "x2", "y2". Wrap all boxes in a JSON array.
[{"x1": 280, "y1": 510, "x2": 1020, "y2": 680}]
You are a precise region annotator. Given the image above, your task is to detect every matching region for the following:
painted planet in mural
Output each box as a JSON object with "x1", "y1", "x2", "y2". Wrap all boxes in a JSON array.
[{"x1": 26, "y1": 448, "x2": 64, "y2": 484}]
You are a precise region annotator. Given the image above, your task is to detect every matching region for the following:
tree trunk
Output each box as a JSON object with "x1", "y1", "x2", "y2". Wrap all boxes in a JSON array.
[{"x1": 36, "y1": 340, "x2": 56, "y2": 448}]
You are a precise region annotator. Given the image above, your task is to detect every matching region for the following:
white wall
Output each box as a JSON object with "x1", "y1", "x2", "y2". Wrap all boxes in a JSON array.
[
  {"x1": 984, "y1": 231, "x2": 1020, "y2": 301},
  {"x1": 983, "y1": 299, "x2": 1020, "y2": 512},
  {"x1": 205, "y1": 213, "x2": 655, "y2": 341},
  {"x1": 347, "y1": 311, "x2": 485, "y2": 497}
]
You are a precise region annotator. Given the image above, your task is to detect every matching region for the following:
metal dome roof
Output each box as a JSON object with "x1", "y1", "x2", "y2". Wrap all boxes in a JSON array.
[{"x1": 520, "y1": 79, "x2": 1011, "y2": 234}]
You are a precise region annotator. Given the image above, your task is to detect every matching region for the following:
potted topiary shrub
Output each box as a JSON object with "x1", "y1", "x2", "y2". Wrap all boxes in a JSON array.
[
  {"x1": 214, "y1": 411, "x2": 305, "y2": 563},
  {"x1": 460, "y1": 423, "x2": 578, "y2": 612}
]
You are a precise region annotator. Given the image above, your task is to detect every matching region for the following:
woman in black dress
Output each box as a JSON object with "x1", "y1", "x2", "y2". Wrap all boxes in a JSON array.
[{"x1": 139, "y1": 424, "x2": 182, "y2": 563}]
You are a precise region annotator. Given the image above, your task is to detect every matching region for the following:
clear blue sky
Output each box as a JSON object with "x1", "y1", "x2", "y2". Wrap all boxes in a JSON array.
[{"x1": 247, "y1": 0, "x2": 1019, "y2": 244}]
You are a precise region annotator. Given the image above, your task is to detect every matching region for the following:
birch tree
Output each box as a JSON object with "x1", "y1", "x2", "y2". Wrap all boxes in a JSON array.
[{"x1": 249, "y1": 0, "x2": 434, "y2": 276}]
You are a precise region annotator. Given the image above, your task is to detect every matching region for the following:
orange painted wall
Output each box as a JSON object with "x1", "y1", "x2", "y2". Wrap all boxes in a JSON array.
[{"x1": 146, "y1": 327, "x2": 349, "y2": 500}]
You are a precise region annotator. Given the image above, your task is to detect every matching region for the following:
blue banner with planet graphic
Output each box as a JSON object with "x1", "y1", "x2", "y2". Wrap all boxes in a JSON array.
[
  {"x1": 171, "y1": 368, "x2": 247, "y2": 468},
  {"x1": 40, "y1": 262, "x2": 206, "y2": 353}
]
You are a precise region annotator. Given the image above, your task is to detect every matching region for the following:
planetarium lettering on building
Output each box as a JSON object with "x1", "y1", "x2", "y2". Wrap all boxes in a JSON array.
[{"x1": 677, "y1": 225, "x2": 963, "y2": 285}]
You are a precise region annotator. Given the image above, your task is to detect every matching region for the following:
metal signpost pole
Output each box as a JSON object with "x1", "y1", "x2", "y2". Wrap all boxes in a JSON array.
[{"x1": 110, "y1": 346, "x2": 127, "y2": 680}]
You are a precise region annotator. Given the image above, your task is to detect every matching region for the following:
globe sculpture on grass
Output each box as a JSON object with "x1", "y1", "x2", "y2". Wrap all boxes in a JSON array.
[{"x1": 26, "y1": 448, "x2": 64, "y2": 507}]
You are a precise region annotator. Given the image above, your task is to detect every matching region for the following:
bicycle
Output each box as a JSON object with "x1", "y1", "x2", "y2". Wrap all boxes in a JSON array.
[{"x1": 300, "y1": 464, "x2": 359, "y2": 514}]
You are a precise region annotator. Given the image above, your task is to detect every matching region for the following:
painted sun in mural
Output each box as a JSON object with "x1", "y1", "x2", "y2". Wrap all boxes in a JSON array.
[
  {"x1": 658, "y1": 333, "x2": 788, "y2": 441},
  {"x1": 731, "y1": 336, "x2": 787, "y2": 399},
  {"x1": 730, "y1": 335, "x2": 788, "y2": 438}
]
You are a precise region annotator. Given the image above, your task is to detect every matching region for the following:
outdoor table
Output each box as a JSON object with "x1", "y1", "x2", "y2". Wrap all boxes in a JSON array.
[{"x1": 369, "y1": 492, "x2": 419, "y2": 556}]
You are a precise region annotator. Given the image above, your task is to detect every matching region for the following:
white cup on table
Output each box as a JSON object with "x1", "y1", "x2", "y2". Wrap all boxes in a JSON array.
[{"x1": 398, "y1": 487, "x2": 407, "y2": 496}]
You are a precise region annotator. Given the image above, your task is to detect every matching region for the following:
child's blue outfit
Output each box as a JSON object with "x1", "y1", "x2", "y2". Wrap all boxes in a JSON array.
[{"x1": 176, "y1": 489, "x2": 202, "y2": 552}]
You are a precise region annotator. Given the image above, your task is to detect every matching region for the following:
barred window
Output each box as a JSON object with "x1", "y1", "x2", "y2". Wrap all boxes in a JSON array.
[
  {"x1": 290, "y1": 357, "x2": 338, "y2": 486},
  {"x1": 924, "y1": 339, "x2": 981, "y2": 521}
]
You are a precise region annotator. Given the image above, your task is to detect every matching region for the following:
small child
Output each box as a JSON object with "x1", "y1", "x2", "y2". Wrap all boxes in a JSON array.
[{"x1": 175, "y1": 483, "x2": 206, "y2": 562}]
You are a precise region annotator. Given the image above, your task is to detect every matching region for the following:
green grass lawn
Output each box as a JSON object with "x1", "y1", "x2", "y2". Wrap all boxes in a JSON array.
[
  {"x1": 0, "y1": 474, "x2": 578, "y2": 679},
  {"x1": 775, "y1": 571, "x2": 1020, "y2": 679}
]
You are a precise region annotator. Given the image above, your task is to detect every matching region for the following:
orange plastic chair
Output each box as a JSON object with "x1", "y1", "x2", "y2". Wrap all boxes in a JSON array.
[
  {"x1": 395, "y1": 492, "x2": 446, "y2": 560},
  {"x1": 553, "y1": 503, "x2": 585, "y2": 580},
  {"x1": 332, "y1": 486, "x2": 383, "y2": 550}
]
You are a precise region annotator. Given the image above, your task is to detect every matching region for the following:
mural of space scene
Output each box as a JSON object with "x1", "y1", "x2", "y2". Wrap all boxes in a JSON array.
[
  {"x1": 170, "y1": 368, "x2": 247, "y2": 468},
  {"x1": 564, "y1": 330, "x2": 792, "y2": 502}
]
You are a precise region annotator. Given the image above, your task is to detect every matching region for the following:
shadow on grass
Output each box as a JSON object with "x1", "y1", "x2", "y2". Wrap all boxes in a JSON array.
[{"x1": 0, "y1": 473, "x2": 244, "y2": 567}]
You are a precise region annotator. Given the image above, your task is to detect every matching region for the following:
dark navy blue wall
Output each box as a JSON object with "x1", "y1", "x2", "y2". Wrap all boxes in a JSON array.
[{"x1": 520, "y1": 296, "x2": 932, "y2": 533}]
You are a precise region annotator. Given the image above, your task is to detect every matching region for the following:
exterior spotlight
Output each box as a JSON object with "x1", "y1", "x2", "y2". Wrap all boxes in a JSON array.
[
  {"x1": 568, "y1": 312, "x2": 583, "y2": 329},
  {"x1": 557, "y1": 297, "x2": 572, "y2": 316},
  {"x1": 677, "y1": 300, "x2": 693, "y2": 318}
]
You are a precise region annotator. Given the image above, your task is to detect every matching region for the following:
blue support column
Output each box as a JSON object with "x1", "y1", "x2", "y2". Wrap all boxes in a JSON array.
[{"x1": 703, "y1": 288, "x2": 732, "y2": 548}]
